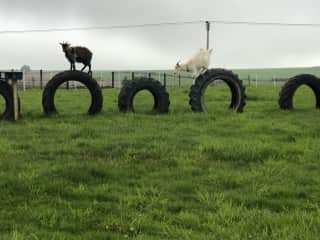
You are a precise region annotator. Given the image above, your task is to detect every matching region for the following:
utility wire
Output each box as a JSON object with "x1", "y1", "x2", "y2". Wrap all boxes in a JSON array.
[
  {"x1": 210, "y1": 20, "x2": 320, "y2": 27},
  {"x1": 0, "y1": 20, "x2": 203, "y2": 34},
  {"x1": 1, "y1": 19, "x2": 320, "y2": 35}
]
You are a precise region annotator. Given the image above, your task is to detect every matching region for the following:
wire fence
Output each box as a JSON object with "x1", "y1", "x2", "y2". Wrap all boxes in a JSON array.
[
  {"x1": 18, "y1": 70, "x2": 195, "y2": 90},
  {"x1": 16, "y1": 70, "x2": 288, "y2": 91}
]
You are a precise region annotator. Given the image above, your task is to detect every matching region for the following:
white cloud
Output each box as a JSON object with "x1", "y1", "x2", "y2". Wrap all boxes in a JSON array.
[{"x1": 1, "y1": 0, "x2": 320, "y2": 70}]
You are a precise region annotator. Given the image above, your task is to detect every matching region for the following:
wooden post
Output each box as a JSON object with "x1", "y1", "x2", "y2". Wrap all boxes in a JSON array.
[
  {"x1": 178, "y1": 73, "x2": 181, "y2": 87},
  {"x1": 111, "y1": 71, "x2": 115, "y2": 88},
  {"x1": 100, "y1": 71, "x2": 103, "y2": 88},
  {"x1": 12, "y1": 79, "x2": 18, "y2": 121},
  {"x1": 32, "y1": 77, "x2": 35, "y2": 88},
  {"x1": 148, "y1": 72, "x2": 151, "y2": 80},
  {"x1": 131, "y1": 72, "x2": 135, "y2": 80},
  {"x1": 40, "y1": 69, "x2": 43, "y2": 90},
  {"x1": 206, "y1": 21, "x2": 210, "y2": 50},
  {"x1": 118, "y1": 72, "x2": 121, "y2": 88},
  {"x1": 248, "y1": 75, "x2": 251, "y2": 86},
  {"x1": 163, "y1": 73, "x2": 167, "y2": 87},
  {"x1": 22, "y1": 71, "x2": 26, "y2": 91},
  {"x1": 10, "y1": 70, "x2": 19, "y2": 121}
]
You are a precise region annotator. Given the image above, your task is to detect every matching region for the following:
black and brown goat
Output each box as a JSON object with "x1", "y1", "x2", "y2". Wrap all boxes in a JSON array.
[{"x1": 60, "y1": 42, "x2": 93, "y2": 75}]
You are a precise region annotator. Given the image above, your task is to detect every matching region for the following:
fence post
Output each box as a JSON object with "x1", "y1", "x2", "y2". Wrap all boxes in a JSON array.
[
  {"x1": 148, "y1": 72, "x2": 151, "y2": 80},
  {"x1": 131, "y1": 72, "x2": 135, "y2": 80},
  {"x1": 178, "y1": 73, "x2": 181, "y2": 87},
  {"x1": 112, "y1": 71, "x2": 115, "y2": 88},
  {"x1": 273, "y1": 75, "x2": 276, "y2": 88},
  {"x1": 163, "y1": 73, "x2": 167, "y2": 87},
  {"x1": 32, "y1": 77, "x2": 35, "y2": 89},
  {"x1": 255, "y1": 75, "x2": 258, "y2": 88},
  {"x1": 40, "y1": 70, "x2": 43, "y2": 90},
  {"x1": 11, "y1": 69, "x2": 19, "y2": 121},
  {"x1": 100, "y1": 71, "x2": 103, "y2": 88},
  {"x1": 248, "y1": 75, "x2": 251, "y2": 86},
  {"x1": 22, "y1": 70, "x2": 26, "y2": 91}
]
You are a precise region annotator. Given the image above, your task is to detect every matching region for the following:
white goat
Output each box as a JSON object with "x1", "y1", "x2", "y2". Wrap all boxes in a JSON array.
[{"x1": 175, "y1": 48, "x2": 213, "y2": 78}]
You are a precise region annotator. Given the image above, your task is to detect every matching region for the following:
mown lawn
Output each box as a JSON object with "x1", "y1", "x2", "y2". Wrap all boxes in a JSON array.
[{"x1": 0, "y1": 84, "x2": 319, "y2": 239}]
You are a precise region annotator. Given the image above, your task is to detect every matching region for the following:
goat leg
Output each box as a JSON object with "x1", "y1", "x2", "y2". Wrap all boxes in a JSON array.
[
  {"x1": 192, "y1": 66, "x2": 199, "y2": 79},
  {"x1": 70, "y1": 62, "x2": 76, "y2": 71},
  {"x1": 200, "y1": 67, "x2": 208, "y2": 75},
  {"x1": 88, "y1": 64, "x2": 92, "y2": 76},
  {"x1": 80, "y1": 65, "x2": 87, "y2": 72}
]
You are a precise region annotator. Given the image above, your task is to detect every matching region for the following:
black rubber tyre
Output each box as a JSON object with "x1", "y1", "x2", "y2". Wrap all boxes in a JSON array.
[
  {"x1": 42, "y1": 71, "x2": 103, "y2": 115},
  {"x1": 0, "y1": 81, "x2": 20, "y2": 120},
  {"x1": 118, "y1": 77, "x2": 170, "y2": 113},
  {"x1": 189, "y1": 69, "x2": 246, "y2": 112},
  {"x1": 278, "y1": 74, "x2": 320, "y2": 110}
]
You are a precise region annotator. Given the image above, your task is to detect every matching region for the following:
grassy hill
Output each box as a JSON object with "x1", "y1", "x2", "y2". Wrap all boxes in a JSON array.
[
  {"x1": 233, "y1": 66, "x2": 320, "y2": 81},
  {"x1": 94, "y1": 66, "x2": 320, "y2": 85}
]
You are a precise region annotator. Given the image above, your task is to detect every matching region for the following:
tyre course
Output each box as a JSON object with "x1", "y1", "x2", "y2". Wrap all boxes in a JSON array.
[
  {"x1": 118, "y1": 77, "x2": 170, "y2": 114},
  {"x1": 42, "y1": 71, "x2": 103, "y2": 115},
  {"x1": 189, "y1": 69, "x2": 246, "y2": 113},
  {"x1": 8, "y1": 69, "x2": 319, "y2": 120},
  {"x1": 279, "y1": 74, "x2": 320, "y2": 110}
]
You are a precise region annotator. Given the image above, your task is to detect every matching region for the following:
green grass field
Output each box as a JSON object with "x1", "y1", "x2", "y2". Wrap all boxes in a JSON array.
[{"x1": 0, "y1": 85, "x2": 320, "y2": 239}]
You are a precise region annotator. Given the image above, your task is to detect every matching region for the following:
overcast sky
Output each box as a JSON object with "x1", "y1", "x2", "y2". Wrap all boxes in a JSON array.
[{"x1": 1, "y1": 0, "x2": 320, "y2": 70}]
